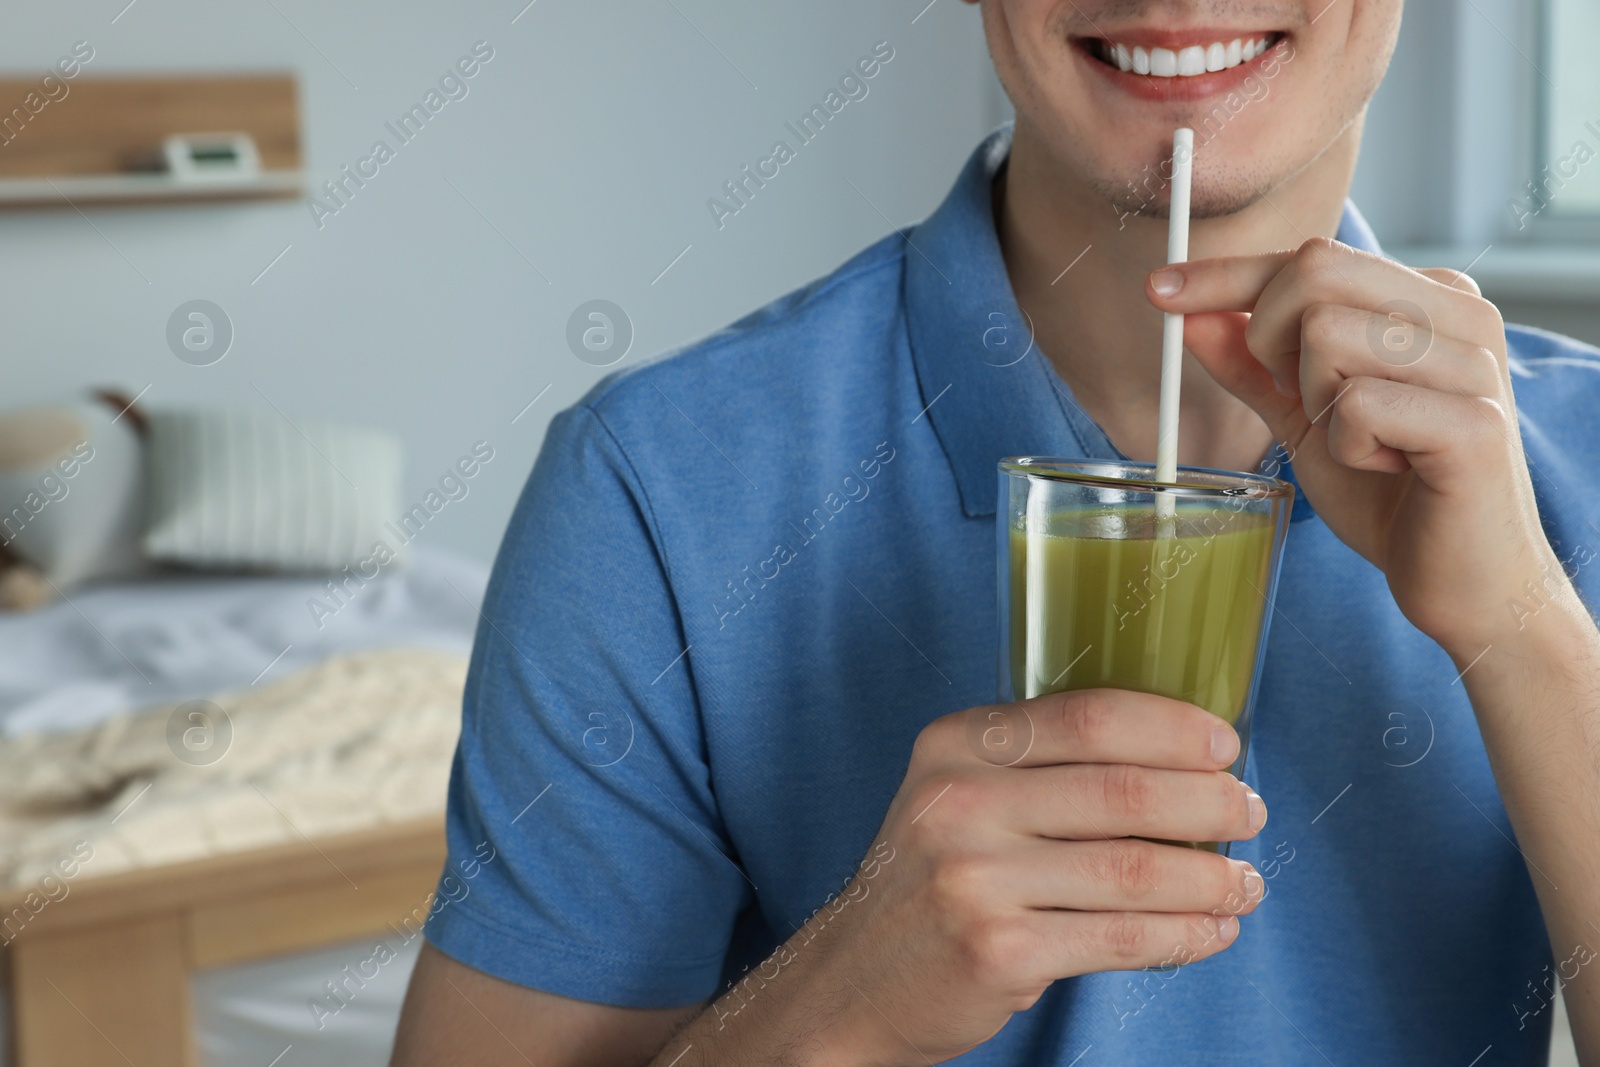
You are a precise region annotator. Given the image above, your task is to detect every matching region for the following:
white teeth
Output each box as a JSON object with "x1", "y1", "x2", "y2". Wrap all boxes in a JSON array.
[{"x1": 1105, "y1": 33, "x2": 1276, "y2": 76}]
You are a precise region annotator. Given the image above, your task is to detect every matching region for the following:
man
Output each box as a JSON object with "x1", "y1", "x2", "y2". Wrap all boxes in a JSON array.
[{"x1": 394, "y1": 0, "x2": 1600, "y2": 1063}]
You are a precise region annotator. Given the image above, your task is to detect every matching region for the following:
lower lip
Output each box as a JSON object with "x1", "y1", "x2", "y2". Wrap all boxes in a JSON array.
[{"x1": 1075, "y1": 38, "x2": 1289, "y2": 103}]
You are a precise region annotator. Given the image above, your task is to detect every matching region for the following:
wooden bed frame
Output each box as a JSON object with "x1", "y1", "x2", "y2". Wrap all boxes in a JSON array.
[{"x1": 0, "y1": 815, "x2": 446, "y2": 1067}]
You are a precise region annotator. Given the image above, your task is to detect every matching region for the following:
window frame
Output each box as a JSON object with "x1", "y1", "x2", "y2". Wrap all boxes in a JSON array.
[{"x1": 1523, "y1": 0, "x2": 1600, "y2": 241}]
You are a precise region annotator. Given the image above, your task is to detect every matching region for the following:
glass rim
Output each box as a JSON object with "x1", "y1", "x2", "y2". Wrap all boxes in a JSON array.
[{"x1": 999, "y1": 456, "x2": 1295, "y2": 500}]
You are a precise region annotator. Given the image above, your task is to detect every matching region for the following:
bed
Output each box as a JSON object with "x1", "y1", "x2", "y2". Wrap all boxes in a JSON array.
[{"x1": 0, "y1": 547, "x2": 486, "y2": 1067}]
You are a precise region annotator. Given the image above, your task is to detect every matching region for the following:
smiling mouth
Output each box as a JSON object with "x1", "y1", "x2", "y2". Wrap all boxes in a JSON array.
[{"x1": 1083, "y1": 32, "x2": 1287, "y2": 77}]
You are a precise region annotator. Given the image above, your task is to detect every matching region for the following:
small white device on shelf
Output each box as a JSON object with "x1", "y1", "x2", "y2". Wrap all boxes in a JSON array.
[{"x1": 162, "y1": 132, "x2": 262, "y2": 183}]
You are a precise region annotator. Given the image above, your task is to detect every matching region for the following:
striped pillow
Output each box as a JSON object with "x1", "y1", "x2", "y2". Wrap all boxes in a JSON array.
[{"x1": 142, "y1": 408, "x2": 403, "y2": 571}]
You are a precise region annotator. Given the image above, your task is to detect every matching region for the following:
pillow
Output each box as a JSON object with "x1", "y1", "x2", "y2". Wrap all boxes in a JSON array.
[
  {"x1": 0, "y1": 402, "x2": 147, "y2": 589},
  {"x1": 141, "y1": 408, "x2": 403, "y2": 572}
]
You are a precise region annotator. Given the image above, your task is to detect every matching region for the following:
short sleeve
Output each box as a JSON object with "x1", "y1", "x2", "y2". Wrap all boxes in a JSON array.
[{"x1": 423, "y1": 403, "x2": 751, "y2": 1007}]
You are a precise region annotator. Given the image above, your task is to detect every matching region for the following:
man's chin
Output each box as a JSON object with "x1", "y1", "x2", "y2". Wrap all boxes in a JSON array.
[{"x1": 1091, "y1": 170, "x2": 1274, "y2": 225}]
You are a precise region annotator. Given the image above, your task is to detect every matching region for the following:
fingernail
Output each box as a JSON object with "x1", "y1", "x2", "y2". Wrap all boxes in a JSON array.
[
  {"x1": 1240, "y1": 864, "x2": 1264, "y2": 902},
  {"x1": 1219, "y1": 915, "x2": 1240, "y2": 941},
  {"x1": 1150, "y1": 269, "x2": 1184, "y2": 296},
  {"x1": 1210, "y1": 726, "x2": 1238, "y2": 766},
  {"x1": 1244, "y1": 787, "x2": 1268, "y2": 832}
]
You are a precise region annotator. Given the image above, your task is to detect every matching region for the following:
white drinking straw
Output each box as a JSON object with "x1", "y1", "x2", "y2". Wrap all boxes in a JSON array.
[{"x1": 1154, "y1": 127, "x2": 1194, "y2": 527}]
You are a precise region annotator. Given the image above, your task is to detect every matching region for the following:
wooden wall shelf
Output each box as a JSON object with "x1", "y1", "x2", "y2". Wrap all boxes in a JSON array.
[{"x1": 0, "y1": 73, "x2": 301, "y2": 207}]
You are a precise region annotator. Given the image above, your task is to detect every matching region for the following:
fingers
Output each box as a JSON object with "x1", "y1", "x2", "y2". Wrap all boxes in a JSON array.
[
  {"x1": 1034, "y1": 907, "x2": 1243, "y2": 976},
  {"x1": 1150, "y1": 240, "x2": 1505, "y2": 402},
  {"x1": 1182, "y1": 310, "x2": 1310, "y2": 447},
  {"x1": 1005, "y1": 838, "x2": 1265, "y2": 916},
  {"x1": 1325, "y1": 376, "x2": 1513, "y2": 487},
  {"x1": 958, "y1": 688, "x2": 1240, "y2": 772},
  {"x1": 1146, "y1": 250, "x2": 1296, "y2": 313},
  {"x1": 1416, "y1": 265, "x2": 1484, "y2": 297},
  {"x1": 926, "y1": 903, "x2": 1243, "y2": 992},
  {"x1": 1011, "y1": 763, "x2": 1266, "y2": 843},
  {"x1": 1242, "y1": 241, "x2": 1468, "y2": 375},
  {"x1": 1296, "y1": 304, "x2": 1506, "y2": 429}
]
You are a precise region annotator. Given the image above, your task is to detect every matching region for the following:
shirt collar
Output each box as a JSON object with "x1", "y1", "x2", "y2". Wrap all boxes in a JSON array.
[{"x1": 904, "y1": 122, "x2": 1385, "y2": 520}]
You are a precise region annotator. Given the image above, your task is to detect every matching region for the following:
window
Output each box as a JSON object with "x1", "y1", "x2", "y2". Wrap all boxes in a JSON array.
[{"x1": 1537, "y1": 0, "x2": 1600, "y2": 221}]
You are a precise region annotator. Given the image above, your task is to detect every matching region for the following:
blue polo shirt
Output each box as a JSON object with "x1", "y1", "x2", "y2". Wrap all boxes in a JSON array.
[{"x1": 427, "y1": 125, "x2": 1600, "y2": 1064}]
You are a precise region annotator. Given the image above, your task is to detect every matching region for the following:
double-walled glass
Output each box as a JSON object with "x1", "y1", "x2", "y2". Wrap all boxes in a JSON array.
[{"x1": 997, "y1": 458, "x2": 1294, "y2": 853}]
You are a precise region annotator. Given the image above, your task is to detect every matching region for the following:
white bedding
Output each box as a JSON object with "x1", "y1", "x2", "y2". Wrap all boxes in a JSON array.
[
  {"x1": 0, "y1": 548, "x2": 487, "y2": 1067},
  {"x1": 0, "y1": 646, "x2": 467, "y2": 890},
  {"x1": 0, "y1": 548, "x2": 487, "y2": 737}
]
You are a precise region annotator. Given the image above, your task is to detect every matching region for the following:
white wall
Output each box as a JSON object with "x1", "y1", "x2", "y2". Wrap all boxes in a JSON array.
[
  {"x1": 2, "y1": 0, "x2": 1004, "y2": 563},
  {"x1": 7, "y1": 0, "x2": 1593, "y2": 569}
]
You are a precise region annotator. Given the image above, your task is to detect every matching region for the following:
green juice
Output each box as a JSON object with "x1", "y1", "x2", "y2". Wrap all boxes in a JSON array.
[
  {"x1": 1008, "y1": 507, "x2": 1276, "y2": 723},
  {"x1": 1008, "y1": 507, "x2": 1276, "y2": 852}
]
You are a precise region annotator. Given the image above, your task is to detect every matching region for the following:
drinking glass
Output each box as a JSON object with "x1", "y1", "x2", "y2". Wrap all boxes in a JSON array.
[{"x1": 996, "y1": 457, "x2": 1294, "y2": 854}]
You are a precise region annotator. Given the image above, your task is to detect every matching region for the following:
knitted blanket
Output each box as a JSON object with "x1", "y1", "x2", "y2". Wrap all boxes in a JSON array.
[{"x1": 0, "y1": 647, "x2": 466, "y2": 891}]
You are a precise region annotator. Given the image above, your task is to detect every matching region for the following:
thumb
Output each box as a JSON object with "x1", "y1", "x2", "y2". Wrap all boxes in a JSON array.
[{"x1": 1182, "y1": 310, "x2": 1308, "y2": 447}]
